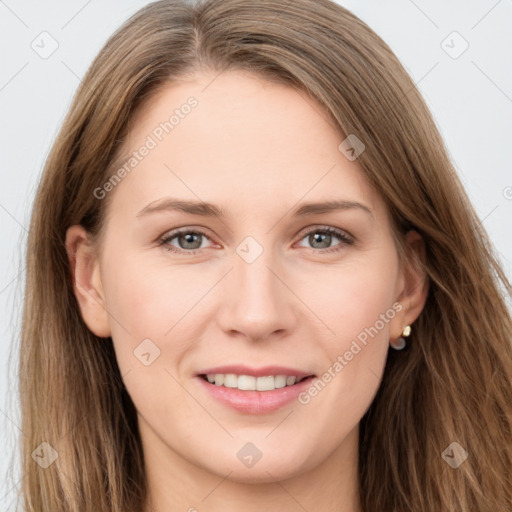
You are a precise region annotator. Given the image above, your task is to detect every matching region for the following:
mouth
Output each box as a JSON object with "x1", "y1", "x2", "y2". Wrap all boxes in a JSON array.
[
  {"x1": 198, "y1": 373, "x2": 315, "y2": 391},
  {"x1": 196, "y1": 373, "x2": 317, "y2": 414},
  {"x1": 194, "y1": 365, "x2": 317, "y2": 413}
]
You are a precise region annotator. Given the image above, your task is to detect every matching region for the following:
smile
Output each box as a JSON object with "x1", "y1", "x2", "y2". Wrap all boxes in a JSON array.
[
  {"x1": 200, "y1": 373, "x2": 310, "y2": 391},
  {"x1": 195, "y1": 367, "x2": 317, "y2": 414}
]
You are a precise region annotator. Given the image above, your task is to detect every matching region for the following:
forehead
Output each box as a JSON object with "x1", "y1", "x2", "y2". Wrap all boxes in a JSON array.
[{"x1": 105, "y1": 70, "x2": 385, "y2": 223}]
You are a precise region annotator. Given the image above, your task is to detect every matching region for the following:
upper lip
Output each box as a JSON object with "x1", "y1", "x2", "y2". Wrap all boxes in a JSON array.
[{"x1": 196, "y1": 365, "x2": 315, "y2": 378}]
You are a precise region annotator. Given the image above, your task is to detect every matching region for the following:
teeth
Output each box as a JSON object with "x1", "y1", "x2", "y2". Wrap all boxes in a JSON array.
[
  {"x1": 238, "y1": 375, "x2": 256, "y2": 390},
  {"x1": 286, "y1": 376, "x2": 296, "y2": 386},
  {"x1": 256, "y1": 376, "x2": 274, "y2": 391},
  {"x1": 204, "y1": 373, "x2": 306, "y2": 391},
  {"x1": 274, "y1": 375, "x2": 287, "y2": 388},
  {"x1": 223, "y1": 373, "x2": 238, "y2": 388}
]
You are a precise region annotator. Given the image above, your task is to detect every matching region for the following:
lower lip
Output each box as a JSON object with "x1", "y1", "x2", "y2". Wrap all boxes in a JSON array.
[{"x1": 196, "y1": 375, "x2": 316, "y2": 414}]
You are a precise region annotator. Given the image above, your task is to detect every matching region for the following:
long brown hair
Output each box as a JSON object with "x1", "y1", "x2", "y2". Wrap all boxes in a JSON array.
[{"x1": 18, "y1": 0, "x2": 512, "y2": 510}]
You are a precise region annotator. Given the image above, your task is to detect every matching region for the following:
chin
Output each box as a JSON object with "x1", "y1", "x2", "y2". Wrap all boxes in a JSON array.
[{"x1": 200, "y1": 448, "x2": 311, "y2": 484}]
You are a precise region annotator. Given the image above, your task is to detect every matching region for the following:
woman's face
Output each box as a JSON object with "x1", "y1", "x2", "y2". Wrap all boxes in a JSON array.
[{"x1": 69, "y1": 70, "x2": 425, "y2": 485}]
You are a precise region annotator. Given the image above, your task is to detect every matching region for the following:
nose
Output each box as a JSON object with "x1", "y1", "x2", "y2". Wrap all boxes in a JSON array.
[{"x1": 216, "y1": 244, "x2": 298, "y2": 343}]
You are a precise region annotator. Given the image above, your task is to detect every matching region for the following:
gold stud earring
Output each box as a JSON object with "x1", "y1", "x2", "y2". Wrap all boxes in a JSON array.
[{"x1": 390, "y1": 325, "x2": 411, "y2": 351}]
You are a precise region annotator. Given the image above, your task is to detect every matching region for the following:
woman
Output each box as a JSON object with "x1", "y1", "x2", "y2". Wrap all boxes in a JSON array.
[{"x1": 18, "y1": 0, "x2": 512, "y2": 511}]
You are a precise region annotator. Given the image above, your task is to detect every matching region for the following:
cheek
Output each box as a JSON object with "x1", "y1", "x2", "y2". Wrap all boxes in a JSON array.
[
  {"x1": 307, "y1": 249, "x2": 399, "y2": 397},
  {"x1": 102, "y1": 258, "x2": 198, "y2": 423},
  {"x1": 299, "y1": 264, "x2": 397, "y2": 444},
  {"x1": 103, "y1": 250, "x2": 206, "y2": 334},
  {"x1": 100, "y1": 254, "x2": 194, "y2": 376},
  {"x1": 306, "y1": 249, "x2": 399, "y2": 339}
]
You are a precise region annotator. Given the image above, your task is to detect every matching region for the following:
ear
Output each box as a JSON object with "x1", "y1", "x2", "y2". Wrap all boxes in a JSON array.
[
  {"x1": 65, "y1": 225, "x2": 111, "y2": 338},
  {"x1": 392, "y1": 229, "x2": 429, "y2": 338}
]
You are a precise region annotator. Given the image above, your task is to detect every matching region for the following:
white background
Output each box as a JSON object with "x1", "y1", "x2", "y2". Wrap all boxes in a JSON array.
[{"x1": 1, "y1": 0, "x2": 511, "y2": 508}]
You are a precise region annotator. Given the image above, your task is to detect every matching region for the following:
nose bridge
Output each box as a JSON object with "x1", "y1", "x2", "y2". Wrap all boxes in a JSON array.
[
  {"x1": 217, "y1": 236, "x2": 295, "y2": 340},
  {"x1": 234, "y1": 239, "x2": 282, "y2": 312},
  {"x1": 238, "y1": 249, "x2": 277, "y2": 302}
]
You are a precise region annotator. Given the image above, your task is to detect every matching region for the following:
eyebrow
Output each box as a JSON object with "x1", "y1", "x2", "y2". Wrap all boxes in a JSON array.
[{"x1": 136, "y1": 197, "x2": 373, "y2": 220}]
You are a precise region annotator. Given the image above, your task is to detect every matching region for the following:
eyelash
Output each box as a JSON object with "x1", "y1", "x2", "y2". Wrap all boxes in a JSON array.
[{"x1": 158, "y1": 226, "x2": 354, "y2": 256}]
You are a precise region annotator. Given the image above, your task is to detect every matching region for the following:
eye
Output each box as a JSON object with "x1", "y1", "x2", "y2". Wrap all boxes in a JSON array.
[
  {"x1": 158, "y1": 225, "x2": 354, "y2": 256},
  {"x1": 159, "y1": 228, "x2": 214, "y2": 255},
  {"x1": 296, "y1": 226, "x2": 353, "y2": 253}
]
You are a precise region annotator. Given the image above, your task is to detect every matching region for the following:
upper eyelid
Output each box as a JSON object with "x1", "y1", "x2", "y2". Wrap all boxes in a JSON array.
[{"x1": 160, "y1": 226, "x2": 216, "y2": 242}]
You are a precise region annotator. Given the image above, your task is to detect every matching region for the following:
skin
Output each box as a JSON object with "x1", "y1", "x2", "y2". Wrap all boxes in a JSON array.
[{"x1": 66, "y1": 70, "x2": 428, "y2": 512}]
